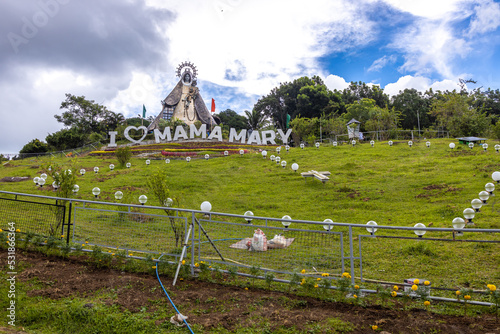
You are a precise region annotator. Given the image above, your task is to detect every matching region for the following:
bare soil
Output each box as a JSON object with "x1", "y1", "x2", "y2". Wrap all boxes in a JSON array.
[{"x1": 2, "y1": 250, "x2": 500, "y2": 334}]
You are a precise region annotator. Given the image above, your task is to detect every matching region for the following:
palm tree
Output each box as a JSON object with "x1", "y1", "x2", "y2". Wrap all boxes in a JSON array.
[{"x1": 244, "y1": 109, "x2": 269, "y2": 130}]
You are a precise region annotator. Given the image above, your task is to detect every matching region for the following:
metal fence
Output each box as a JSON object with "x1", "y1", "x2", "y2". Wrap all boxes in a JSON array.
[
  {"x1": 2, "y1": 142, "x2": 102, "y2": 161},
  {"x1": 1, "y1": 190, "x2": 499, "y2": 306}
]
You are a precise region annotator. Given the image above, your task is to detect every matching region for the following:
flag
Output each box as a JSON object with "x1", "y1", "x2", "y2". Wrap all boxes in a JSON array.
[
  {"x1": 142, "y1": 104, "x2": 146, "y2": 118},
  {"x1": 211, "y1": 98, "x2": 215, "y2": 113}
]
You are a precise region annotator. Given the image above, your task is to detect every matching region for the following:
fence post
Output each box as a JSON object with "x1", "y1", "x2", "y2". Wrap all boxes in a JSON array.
[
  {"x1": 348, "y1": 225, "x2": 355, "y2": 284},
  {"x1": 66, "y1": 201, "x2": 72, "y2": 244}
]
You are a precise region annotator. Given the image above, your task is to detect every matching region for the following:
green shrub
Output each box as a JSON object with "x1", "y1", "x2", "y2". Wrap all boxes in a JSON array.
[{"x1": 115, "y1": 146, "x2": 132, "y2": 167}]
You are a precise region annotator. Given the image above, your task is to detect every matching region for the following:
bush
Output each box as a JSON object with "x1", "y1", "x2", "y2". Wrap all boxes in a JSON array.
[
  {"x1": 19, "y1": 138, "x2": 49, "y2": 154},
  {"x1": 115, "y1": 146, "x2": 132, "y2": 167}
]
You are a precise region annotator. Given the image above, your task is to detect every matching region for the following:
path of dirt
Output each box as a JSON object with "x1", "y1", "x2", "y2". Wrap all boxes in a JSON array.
[{"x1": 1, "y1": 250, "x2": 499, "y2": 333}]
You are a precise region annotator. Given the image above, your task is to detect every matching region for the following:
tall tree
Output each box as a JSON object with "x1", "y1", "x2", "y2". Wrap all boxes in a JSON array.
[
  {"x1": 244, "y1": 109, "x2": 268, "y2": 130},
  {"x1": 216, "y1": 109, "x2": 247, "y2": 130},
  {"x1": 390, "y1": 88, "x2": 434, "y2": 130},
  {"x1": 339, "y1": 81, "x2": 390, "y2": 109}
]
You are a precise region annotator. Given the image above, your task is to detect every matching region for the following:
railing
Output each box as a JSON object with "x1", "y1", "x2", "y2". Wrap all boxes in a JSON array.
[
  {"x1": 2, "y1": 142, "x2": 103, "y2": 160},
  {"x1": 0, "y1": 190, "x2": 499, "y2": 306}
]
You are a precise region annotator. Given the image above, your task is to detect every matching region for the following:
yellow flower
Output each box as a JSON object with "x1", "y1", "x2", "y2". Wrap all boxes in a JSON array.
[
  {"x1": 317, "y1": 278, "x2": 321, "y2": 281},
  {"x1": 201, "y1": 261, "x2": 205, "y2": 264},
  {"x1": 209, "y1": 266, "x2": 212, "y2": 269},
  {"x1": 179, "y1": 278, "x2": 183, "y2": 281},
  {"x1": 0, "y1": 229, "x2": 3, "y2": 232},
  {"x1": 414, "y1": 279, "x2": 420, "y2": 285},
  {"x1": 195, "y1": 263, "x2": 199, "y2": 267},
  {"x1": 15, "y1": 229, "x2": 20, "y2": 233},
  {"x1": 301, "y1": 269, "x2": 306, "y2": 274},
  {"x1": 372, "y1": 325, "x2": 378, "y2": 330},
  {"x1": 111, "y1": 253, "x2": 115, "y2": 256},
  {"x1": 424, "y1": 281, "x2": 430, "y2": 286},
  {"x1": 301, "y1": 278, "x2": 306, "y2": 283},
  {"x1": 353, "y1": 294, "x2": 357, "y2": 299},
  {"x1": 464, "y1": 295, "x2": 471, "y2": 300},
  {"x1": 152, "y1": 266, "x2": 156, "y2": 269},
  {"x1": 300, "y1": 282, "x2": 303, "y2": 285},
  {"x1": 456, "y1": 290, "x2": 461, "y2": 296},
  {"x1": 244, "y1": 287, "x2": 248, "y2": 290},
  {"x1": 314, "y1": 284, "x2": 318, "y2": 288},
  {"x1": 424, "y1": 300, "x2": 431, "y2": 306},
  {"x1": 61, "y1": 235, "x2": 64, "y2": 238},
  {"x1": 85, "y1": 241, "x2": 89, "y2": 244},
  {"x1": 489, "y1": 285, "x2": 497, "y2": 292},
  {"x1": 391, "y1": 291, "x2": 397, "y2": 297},
  {"x1": 354, "y1": 285, "x2": 360, "y2": 289},
  {"x1": 129, "y1": 253, "x2": 133, "y2": 256},
  {"x1": 393, "y1": 285, "x2": 399, "y2": 291},
  {"x1": 81, "y1": 244, "x2": 85, "y2": 247},
  {"x1": 182, "y1": 260, "x2": 186, "y2": 265},
  {"x1": 411, "y1": 285, "x2": 418, "y2": 291}
]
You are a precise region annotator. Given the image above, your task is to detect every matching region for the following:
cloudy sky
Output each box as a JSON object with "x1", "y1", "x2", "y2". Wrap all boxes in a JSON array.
[{"x1": 1, "y1": 0, "x2": 500, "y2": 153}]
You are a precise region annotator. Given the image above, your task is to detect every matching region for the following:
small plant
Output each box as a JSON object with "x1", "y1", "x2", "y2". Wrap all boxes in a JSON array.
[
  {"x1": 228, "y1": 266, "x2": 238, "y2": 281},
  {"x1": 249, "y1": 266, "x2": 260, "y2": 287},
  {"x1": 289, "y1": 272, "x2": 301, "y2": 292},
  {"x1": 456, "y1": 287, "x2": 473, "y2": 316},
  {"x1": 264, "y1": 271, "x2": 275, "y2": 290},
  {"x1": 115, "y1": 146, "x2": 132, "y2": 167},
  {"x1": 377, "y1": 284, "x2": 392, "y2": 307},
  {"x1": 336, "y1": 272, "x2": 352, "y2": 301},
  {"x1": 486, "y1": 284, "x2": 499, "y2": 319}
]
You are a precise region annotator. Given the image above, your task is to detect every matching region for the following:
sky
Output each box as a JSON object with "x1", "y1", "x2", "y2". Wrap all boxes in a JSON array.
[{"x1": 1, "y1": 0, "x2": 500, "y2": 154}]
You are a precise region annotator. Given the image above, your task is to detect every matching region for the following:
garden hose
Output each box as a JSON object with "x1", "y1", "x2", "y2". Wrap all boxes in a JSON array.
[{"x1": 156, "y1": 254, "x2": 194, "y2": 334}]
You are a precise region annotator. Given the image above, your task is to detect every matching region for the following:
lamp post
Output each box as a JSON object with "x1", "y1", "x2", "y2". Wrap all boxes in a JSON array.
[
  {"x1": 126, "y1": 162, "x2": 131, "y2": 168},
  {"x1": 186, "y1": 156, "x2": 191, "y2": 162},
  {"x1": 351, "y1": 140, "x2": 356, "y2": 147},
  {"x1": 449, "y1": 143, "x2": 455, "y2": 149},
  {"x1": 244, "y1": 210, "x2": 254, "y2": 224},
  {"x1": 139, "y1": 195, "x2": 147, "y2": 205},
  {"x1": 388, "y1": 141, "x2": 393, "y2": 147},
  {"x1": 165, "y1": 159, "x2": 170, "y2": 164},
  {"x1": 224, "y1": 150, "x2": 229, "y2": 157},
  {"x1": 370, "y1": 140, "x2": 374, "y2": 147},
  {"x1": 80, "y1": 169, "x2": 86, "y2": 176},
  {"x1": 332, "y1": 141, "x2": 338, "y2": 147},
  {"x1": 109, "y1": 164, "x2": 115, "y2": 171},
  {"x1": 281, "y1": 160, "x2": 287, "y2": 168},
  {"x1": 33, "y1": 177, "x2": 40, "y2": 186},
  {"x1": 92, "y1": 187, "x2": 100, "y2": 198},
  {"x1": 200, "y1": 201, "x2": 212, "y2": 212},
  {"x1": 275, "y1": 156, "x2": 281, "y2": 165},
  {"x1": 239, "y1": 149, "x2": 244, "y2": 156},
  {"x1": 291, "y1": 163, "x2": 299, "y2": 172},
  {"x1": 281, "y1": 215, "x2": 292, "y2": 228},
  {"x1": 495, "y1": 144, "x2": 500, "y2": 153},
  {"x1": 452, "y1": 217, "x2": 465, "y2": 237},
  {"x1": 323, "y1": 219, "x2": 333, "y2": 232},
  {"x1": 366, "y1": 221, "x2": 378, "y2": 235},
  {"x1": 300, "y1": 143, "x2": 305, "y2": 149},
  {"x1": 426, "y1": 141, "x2": 431, "y2": 148},
  {"x1": 94, "y1": 167, "x2": 99, "y2": 174},
  {"x1": 146, "y1": 159, "x2": 151, "y2": 166},
  {"x1": 479, "y1": 191, "x2": 489, "y2": 204},
  {"x1": 205, "y1": 154, "x2": 210, "y2": 160},
  {"x1": 463, "y1": 208, "x2": 475, "y2": 226},
  {"x1": 276, "y1": 146, "x2": 281, "y2": 155},
  {"x1": 413, "y1": 223, "x2": 426, "y2": 238},
  {"x1": 468, "y1": 142, "x2": 474, "y2": 149},
  {"x1": 285, "y1": 145, "x2": 290, "y2": 153},
  {"x1": 270, "y1": 155, "x2": 275, "y2": 162},
  {"x1": 408, "y1": 141, "x2": 413, "y2": 148},
  {"x1": 492, "y1": 171, "x2": 500, "y2": 183},
  {"x1": 483, "y1": 143, "x2": 488, "y2": 151},
  {"x1": 485, "y1": 182, "x2": 495, "y2": 195},
  {"x1": 471, "y1": 198, "x2": 483, "y2": 212},
  {"x1": 315, "y1": 142, "x2": 320, "y2": 149},
  {"x1": 38, "y1": 177, "x2": 45, "y2": 187},
  {"x1": 262, "y1": 150, "x2": 267, "y2": 159},
  {"x1": 115, "y1": 191, "x2": 123, "y2": 200}
]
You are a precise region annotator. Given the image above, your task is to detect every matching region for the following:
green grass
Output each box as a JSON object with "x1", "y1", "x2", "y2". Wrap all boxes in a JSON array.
[{"x1": 1, "y1": 139, "x2": 499, "y2": 290}]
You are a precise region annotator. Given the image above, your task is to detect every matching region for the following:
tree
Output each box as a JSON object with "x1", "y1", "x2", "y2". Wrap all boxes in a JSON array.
[
  {"x1": 216, "y1": 109, "x2": 247, "y2": 130},
  {"x1": 19, "y1": 139, "x2": 49, "y2": 154},
  {"x1": 244, "y1": 109, "x2": 268, "y2": 130},
  {"x1": 45, "y1": 127, "x2": 88, "y2": 150},
  {"x1": 339, "y1": 81, "x2": 390, "y2": 109},
  {"x1": 390, "y1": 88, "x2": 433, "y2": 130},
  {"x1": 55, "y1": 94, "x2": 124, "y2": 135}
]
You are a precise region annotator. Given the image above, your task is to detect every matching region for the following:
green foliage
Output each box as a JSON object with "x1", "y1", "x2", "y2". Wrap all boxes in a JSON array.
[
  {"x1": 244, "y1": 109, "x2": 268, "y2": 130},
  {"x1": 264, "y1": 271, "x2": 275, "y2": 290},
  {"x1": 216, "y1": 109, "x2": 247, "y2": 131},
  {"x1": 46, "y1": 128, "x2": 88, "y2": 151},
  {"x1": 115, "y1": 146, "x2": 132, "y2": 167},
  {"x1": 19, "y1": 138, "x2": 49, "y2": 154}
]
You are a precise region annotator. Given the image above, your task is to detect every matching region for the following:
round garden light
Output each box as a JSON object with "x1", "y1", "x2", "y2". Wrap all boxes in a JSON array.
[
  {"x1": 94, "y1": 167, "x2": 99, "y2": 174},
  {"x1": 186, "y1": 156, "x2": 191, "y2": 162},
  {"x1": 262, "y1": 150, "x2": 267, "y2": 159},
  {"x1": 92, "y1": 187, "x2": 101, "y2": 198},
  {"x1": 80, "y1": 168, "x2": 86, "y2": 176},
  {"x1": 109, "y1": 164, "x2": 115, "y2": 170},
  {"x1": 452, "y1": 217, "x2": 465, "y2": 236},
  {"x1": 291, "y1": 163, "x2": 299, "y2": 172},
  {"x1": 139, "y1": 195, "x2": 147, "y2": 205},
  {"x1": 492, "y1": 171, "x2": 500, "y2": 183},
  {"x1": 370, "y1": 140, "x2": 374, "y2": 147},
  {"x1": 388, "y1": 140, "x2": 393, "y2": 146},
  {"x1": 244, "y1": 211, "x2": 254, "y2": 224},
  {"x1": 165, "y1": 159, "x2": 170, "y2": 164},
  {"x1": 276, "y1": 146, "x2": 281, "y2": 154},
  {"x1": 285, "y1": 145, "x2": 290, "y2": 152},
  {"x1": 275, "y1": 156, "x2": 281, "y2": 164},
  {"x1": 40, "y1": 173, "x2": 47, "y2": 180},
  {"x1": 205, "y1": 154, "x2": 209, "y2": 160},
  {"x1": 463, "y1": 208, "x2": 475, "y2": 225},
  {"x1": 471, "y1": 198, "x2": 483, "y2": 212},
  {"x1": 408, "y1": 141, "x2": 413, "y2": 147},
  {"x1": 33, "y1": 177, "x2": 40, "y2": 186},
  {"x1": 281, "y1": 160, "x2": 287, "y2": 168},
  {"x1": 468, "y1": 142, "x2": 474, "y2": 149},
  {"x1": 281, "y1": 215, "x2": 292, "y2": 228},
  {"x1": 449, "y1": 143, "x2": 455, "y2": 149},
  {"x1": 164, "y1": 198, "x2": 173, "y2": 207},
  {"x1": 114, "y1": 191, "x2": 123, "y2": 200},
  {"x1": 315, "y1": 142, "x2": 320, "y2": 149},
  {"x1": 239, "y1": 149, "x2": 244, "y2": 156},
  {"x1": 52, "y1": 181, "x2": 59, "y2": 190},
  {"x1": 48, "y1": 166, "x2": 52, "y2": 171},
  {"x1": 495, "y1": 144, "x2": 500, "y2": 153},
  {"x1": 332, "y1": 141, "x2": 338, "y2": 147},
  {"x1": 300, "y1": 143, "x2": 305, "y2": 149},
  {"x1": 323, "y1": 218, "x2": 333, "y2": 231},
  {"x1": 483, "y1": 143, "x2": 488, "y2": 151},
  {"x1": 38, "y1": 177, "x2": 46, "y2": 187},
  {"x1": 351, "y1": 140, "x2": 356, "y2": 146},
  {"x1": 413, "y1": 223, "x2": 426, "y2": 238},
  {"x1": 200, "y1": 201, "x2": 212, "y2": 212},
  {"x1": 426, "y1": 141, "x2": 431, "y2": 148},
  {"x1": 485, "y1": 182, "x2": 495, "y2": 194},
  {"x1": 224, "y1": 150, "x2": 228, "y2": 157},
  {"x1": 72, "y1": 185, "x2": 79, "y2": 194},
  {"x1": 479, "y1": 190, "x2": 489, "y2": 203},
  {"x1": 67, "y1": 169, "x2": 72, "y2": 175},
  {"x1": 270, "y1": 155, "x2": 275, "y2": 161},
  {"x1": 146, "y1": 159, "x2": 151, "y2": 165},
  {"x1": 366, "y1": 221, "x2": 378, "y2": 235},
  {"x1": 126, "y1": 162, "x2": 131, "y2": 168}
]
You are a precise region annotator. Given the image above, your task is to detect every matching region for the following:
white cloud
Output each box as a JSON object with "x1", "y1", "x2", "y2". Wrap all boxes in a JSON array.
[
  {"x1": 324, "y1": 74, "x2": 350, "y2": 91},
  {"x1": 381, "y1": 0, "x2": 471, "y2": 19},
  {"x1": 383, "y1": 75, "x2": 458, "y2": 96},
  {"x1": 368, "y1": 55, "x2": 397, "y2": 72},
  {"x1": 468, "y1": 0, "x2": 500, "y2": 35}
]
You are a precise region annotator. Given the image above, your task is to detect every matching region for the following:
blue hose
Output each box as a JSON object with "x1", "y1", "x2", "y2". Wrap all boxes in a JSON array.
[{"x1": 155, "y1": 254, "x2": 194, "y2": 333}]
